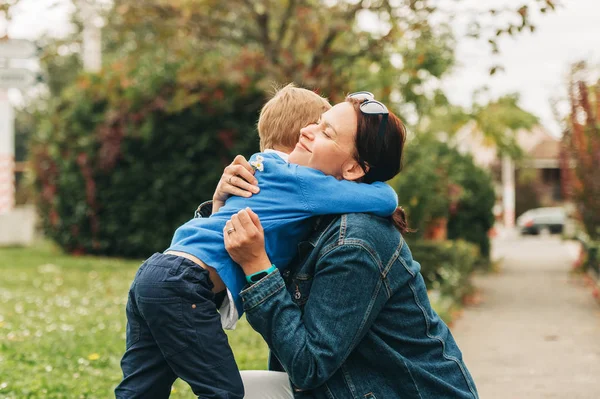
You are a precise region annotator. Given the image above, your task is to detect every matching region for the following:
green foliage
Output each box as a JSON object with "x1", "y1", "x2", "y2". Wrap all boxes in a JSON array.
[
  {"x1": 445, "y1": 154, "x2": 496, "y2": 261},
  {"x1": 391, "y1": 136, "x2": 495, "y2": 259},
  {"x1": 418, "y1": 92, "x2": 539, "y2": 158},
  {"x1": 30, "y1": 55, "x2": 264, "y2": 257},
  {"x1": 0, "y1": 243, "x2": 268, "y2": 399},
  {"x1": 408, "y1": 239, "x2": 479, "y2": 302},
  {"x1": 21, "y1": 0, "x2": 543, "y2": 258},
  {"x1": 100, "y1": 0, "x2": 553, "y2": 117},
  {"x1": 471, "y1": 93, "x2": 539, "y2": 158},
  {"x1": 102, "y1": 0, "x2": 456, "y2": 110}
]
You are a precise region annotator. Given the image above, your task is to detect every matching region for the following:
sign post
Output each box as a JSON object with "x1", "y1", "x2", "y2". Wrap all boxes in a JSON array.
[
  {"x1": 0, "y1": 37, "x2": 38, "y2": 215},
  {"x1": 0, "y1": 89, "x2": 15, "y2": 214}
]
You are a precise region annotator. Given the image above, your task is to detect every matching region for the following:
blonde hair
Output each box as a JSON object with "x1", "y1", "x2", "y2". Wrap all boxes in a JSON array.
[{"x1": 258, "y1": 83, "x2": 332, "y2": 151}]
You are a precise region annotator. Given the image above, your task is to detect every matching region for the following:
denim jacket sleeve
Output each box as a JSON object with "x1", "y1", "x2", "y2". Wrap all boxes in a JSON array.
[{"x1": 240, "y1": 242, "x2": 389, "y2": 390}]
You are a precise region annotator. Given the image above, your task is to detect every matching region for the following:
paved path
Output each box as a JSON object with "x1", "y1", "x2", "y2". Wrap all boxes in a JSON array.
[{"x1": 452, "y1": 234, "x2": 600, "y2": 399}]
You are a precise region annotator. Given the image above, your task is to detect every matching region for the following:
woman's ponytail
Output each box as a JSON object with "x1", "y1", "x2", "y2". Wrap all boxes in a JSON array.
[{"x1": 391, "y1": 206, "x2": 414, "y2": 235}]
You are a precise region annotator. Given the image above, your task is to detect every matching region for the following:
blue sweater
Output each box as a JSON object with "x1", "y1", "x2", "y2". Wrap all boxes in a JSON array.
[{"x1": 168, "y1": 152, "x2": 398, "y2": 318}]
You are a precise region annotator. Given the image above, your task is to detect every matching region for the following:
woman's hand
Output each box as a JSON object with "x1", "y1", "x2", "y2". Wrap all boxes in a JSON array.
[
  {"x1": 224, "y1": 208, "x2": 272, "y2": 276},
  {"x1": 213, "y1": 155, "x2": 260, "y2": 212}
]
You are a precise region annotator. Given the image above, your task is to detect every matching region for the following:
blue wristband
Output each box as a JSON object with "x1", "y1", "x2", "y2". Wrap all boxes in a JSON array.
[{"x1": 246, "y1": 264, "x2": 277, "y2": 284}]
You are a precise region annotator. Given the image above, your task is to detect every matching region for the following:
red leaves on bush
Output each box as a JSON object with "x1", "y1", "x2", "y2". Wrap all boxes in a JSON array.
[
  {"x1": 76, "y1": 152, "x2": 99, "y2": 236},
  {"x1": 97, "y1": 123, "x2": 125, "y2": 172},
  {"x1": 218, "y1": 130, "x2": 236, "y2": 150}
]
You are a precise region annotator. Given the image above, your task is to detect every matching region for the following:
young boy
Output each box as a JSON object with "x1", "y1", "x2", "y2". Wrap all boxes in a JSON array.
[{"x1": 115, "y1": 84, "x2": 398, "y2": 399}]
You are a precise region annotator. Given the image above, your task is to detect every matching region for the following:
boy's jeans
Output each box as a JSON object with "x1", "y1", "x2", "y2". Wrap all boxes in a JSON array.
[{"x1": 115, "y1": 253, "x2": 244, "y2": 399}]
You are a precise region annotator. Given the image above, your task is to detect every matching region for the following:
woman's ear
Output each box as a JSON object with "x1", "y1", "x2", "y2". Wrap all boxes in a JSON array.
[{"x1": 341, "y1": 160, "x2": 367, "y2": 181}]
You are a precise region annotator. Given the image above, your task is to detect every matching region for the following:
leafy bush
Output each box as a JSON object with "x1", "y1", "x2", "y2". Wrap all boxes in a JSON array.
[
  {"x1": 408, "y1": 239, "x2": 479, "y2": 302},
  {"x1": 31, "y1": 56, "x2": 265, "y2": 257},
  {"x1": 564, "y1": 63, "x2": 600, "y2": 240},
  {"x1": 391, "y1": 136, "x2": 495, "y2": 259},
  {"x1": 390, "y1": 136, "x2": 452, "y2": 236},
  {"x1": 445, "y1": 150, "x2": 496, "y2": 261}
]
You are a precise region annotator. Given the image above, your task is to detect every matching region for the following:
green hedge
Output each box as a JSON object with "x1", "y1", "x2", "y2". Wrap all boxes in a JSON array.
[
  {"x1": 31, "y1": 57, "x2": 264, "y2": 257},
  {"x1": 445, "y1": 150, "x2": 496, "y2": 261},
  {"x1": 392, "y1": 137, "x2": 495, "y2": 261},
  {"x1": 408, "y1": 239, "x2": 479, "y2": 302},
  {"x1": 576, "y1": 232, "x2": 600, "y2": 278}
]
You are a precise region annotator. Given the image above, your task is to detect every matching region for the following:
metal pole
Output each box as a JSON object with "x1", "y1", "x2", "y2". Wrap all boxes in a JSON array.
[{"x1": 0, "y1": 89, "x2": 15, "y2": 215}]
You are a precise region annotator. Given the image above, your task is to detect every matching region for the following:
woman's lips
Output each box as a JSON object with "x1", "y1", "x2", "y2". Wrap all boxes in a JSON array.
[{"x1": 297, "y1": 141, "x2": 311, "y2": 153}]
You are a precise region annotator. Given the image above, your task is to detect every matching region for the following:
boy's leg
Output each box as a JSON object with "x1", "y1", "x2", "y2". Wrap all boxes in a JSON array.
[
  {"x1": 135, "y1": 254, "x2": 244, "y2": 399},
  {"x1": 115, "y1": 287, "x2": 177, "y2": 399},
  {"x1": 164, "y1": 300, "x2": 244, "y2": 399}
]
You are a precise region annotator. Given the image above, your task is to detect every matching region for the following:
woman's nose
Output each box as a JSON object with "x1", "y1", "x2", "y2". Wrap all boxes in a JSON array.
[{"x1": 300, "y1": 127, "x2": 315, "y2": 140}]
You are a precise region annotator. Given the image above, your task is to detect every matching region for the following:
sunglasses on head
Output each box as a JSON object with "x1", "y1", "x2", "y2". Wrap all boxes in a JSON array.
[{"x1": 347, "y1": 91, "x2": 389, "y2": 148}]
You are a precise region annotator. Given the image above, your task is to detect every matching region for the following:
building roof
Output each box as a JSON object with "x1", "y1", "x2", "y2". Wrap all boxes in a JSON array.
[{"x1": 529, "y1": 138, "x2": 560, "y2": 160}]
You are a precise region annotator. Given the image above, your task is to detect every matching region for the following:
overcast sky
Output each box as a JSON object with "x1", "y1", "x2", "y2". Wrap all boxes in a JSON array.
[{"x1": 3, "y1": 0, "x2": 600, "y2": 136}]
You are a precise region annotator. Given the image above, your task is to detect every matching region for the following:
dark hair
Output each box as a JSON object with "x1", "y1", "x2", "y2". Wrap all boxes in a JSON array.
[{"x1": 346, "y1": 97, "x2": 411, "y2": 234}]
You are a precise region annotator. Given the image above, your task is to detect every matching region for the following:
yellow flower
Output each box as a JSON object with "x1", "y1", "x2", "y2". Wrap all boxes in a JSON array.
[{"x1": 87, "y1": 353, "x2": 100, "y2": 361}]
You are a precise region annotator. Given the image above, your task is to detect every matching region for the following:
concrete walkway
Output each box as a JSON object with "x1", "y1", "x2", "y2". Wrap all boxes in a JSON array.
[{"x1": 452, "y1": 234, "x2": 600, "y2": 399}]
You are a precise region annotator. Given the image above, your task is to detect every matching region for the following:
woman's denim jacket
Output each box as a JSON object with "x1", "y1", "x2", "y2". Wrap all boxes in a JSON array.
[{"x1": 239, "y1": 212, "x2": 479, "y2": 399}]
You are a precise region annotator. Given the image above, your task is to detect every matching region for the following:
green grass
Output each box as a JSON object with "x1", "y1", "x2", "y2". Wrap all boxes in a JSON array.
[{"x1": 0, "y1": 242, "x2": 268, "y2": 398}]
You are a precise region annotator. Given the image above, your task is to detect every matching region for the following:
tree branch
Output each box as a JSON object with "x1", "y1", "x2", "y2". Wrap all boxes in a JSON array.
[
  {"x1": 309, "y1": 28, "x2": 341, "y2": 72},
  {"x1": 241, "y1": 0, "x2": 277, "y2": 65},
  {"x1": 277, "y1": 0, "x2": 299, "y2": 44}
]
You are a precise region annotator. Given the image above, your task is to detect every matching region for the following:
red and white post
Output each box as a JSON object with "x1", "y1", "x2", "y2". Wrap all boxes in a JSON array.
[{"x1": 0, "y1": 89, "x2": 15, "y2": 215}]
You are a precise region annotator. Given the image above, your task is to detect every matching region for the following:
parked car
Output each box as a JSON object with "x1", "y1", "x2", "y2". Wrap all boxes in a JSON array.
[{"x1": 516, "y1": 207, "x2": 566, "y2": 235}]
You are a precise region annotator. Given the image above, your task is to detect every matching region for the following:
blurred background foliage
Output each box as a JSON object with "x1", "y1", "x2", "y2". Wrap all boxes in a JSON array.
[
  {"x1": 563, "y1": 62, "x2": 600, "y2": 241},
  {"x1": 30, "y1": 61, "x2": 264, "y2": 256},
  {"x1": 391, "y1": 135, "x2": 496, "y2": 261},
  {"x1": 11, "y1": 0, "x2": 547, "y2": 258}
]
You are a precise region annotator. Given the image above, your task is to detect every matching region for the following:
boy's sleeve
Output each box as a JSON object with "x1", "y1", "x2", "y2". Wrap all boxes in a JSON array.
[{"x1": 294, "y1": 165, "x2": 398, "y2": 217}]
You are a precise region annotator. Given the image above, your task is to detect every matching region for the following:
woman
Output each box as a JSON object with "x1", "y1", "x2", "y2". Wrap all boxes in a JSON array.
[{"x1": 210, "y1": 93, "x2": 478, "y2": 398}]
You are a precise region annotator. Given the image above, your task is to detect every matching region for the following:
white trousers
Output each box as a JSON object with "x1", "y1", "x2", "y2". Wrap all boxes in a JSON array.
[{"x1": 240, "y1": 370, "x2": 294, "y2": 399}]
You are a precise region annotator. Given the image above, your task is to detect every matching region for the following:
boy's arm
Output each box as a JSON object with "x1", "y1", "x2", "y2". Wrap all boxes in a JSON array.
[{"x1": 295, "y1": 165, "x2": 398, "y2": 217}]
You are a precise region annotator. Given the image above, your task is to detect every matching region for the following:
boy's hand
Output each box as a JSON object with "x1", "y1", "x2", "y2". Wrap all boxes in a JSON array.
[
  {"x1": 213, "y1": 155, "x2": 260, "y2": 211},
  {"x1": 224, "y1": 208, "x2": 271, "y2": 275}
]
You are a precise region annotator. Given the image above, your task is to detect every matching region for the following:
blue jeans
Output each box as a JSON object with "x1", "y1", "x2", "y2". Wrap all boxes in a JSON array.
[{"x1": 115, "y1": 253, "x2": 244, "y2": 399}]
